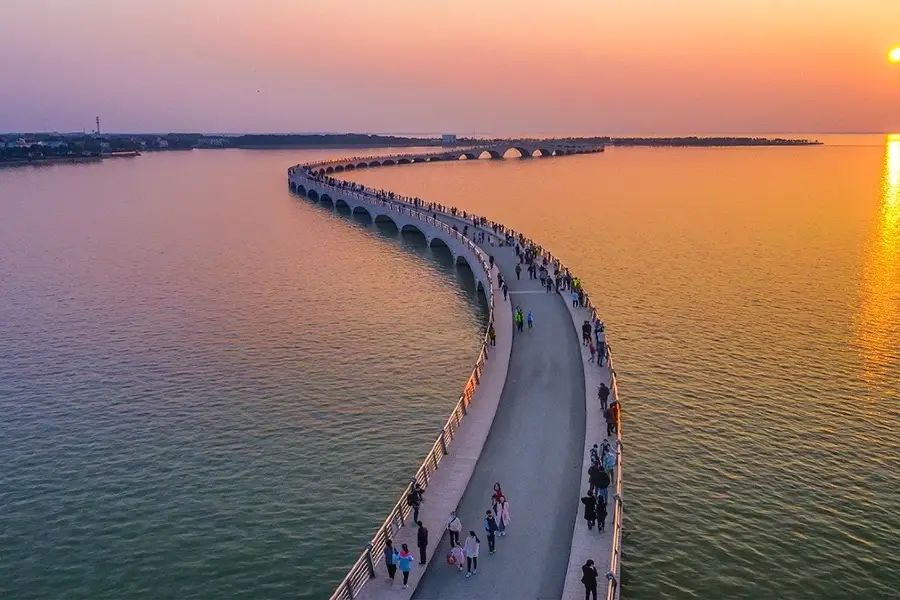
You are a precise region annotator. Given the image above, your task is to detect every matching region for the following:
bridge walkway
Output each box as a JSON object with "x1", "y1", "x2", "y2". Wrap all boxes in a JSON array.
[{"x1": 410, "y1": 228, "x2": 586, "y2": 599}]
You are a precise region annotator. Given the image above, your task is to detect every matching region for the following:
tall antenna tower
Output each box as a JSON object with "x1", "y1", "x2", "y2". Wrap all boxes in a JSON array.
[{"x1": 95, "y1": 116, "x2": 101, "y2": 136}]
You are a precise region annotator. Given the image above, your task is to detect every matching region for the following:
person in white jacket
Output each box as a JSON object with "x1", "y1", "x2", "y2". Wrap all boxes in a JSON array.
[
  {"x1": 463, "y1": 531, "x2": 480, "y2": 578},
  {"x1": 447, "y1": 511, "x2": 463, "y2": 547}
]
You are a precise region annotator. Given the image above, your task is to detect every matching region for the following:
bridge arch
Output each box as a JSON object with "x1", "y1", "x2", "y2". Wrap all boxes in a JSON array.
[
  {"x1": 536, "y1": 148, "x2": 553, "y2": 157},
  {"x1": 374, "y1": 213, "x2": 398, "y2": 229},
  {"x1": 478, "y1": 150, "x2": 502, "y2": 160},
  {"x1": 334, "y1": 165, "x2": 345, "y2": 172},
  {"x1": 427, "y1": 156, "x2": 443, "y2": 162},
  {"x1": 429, "y1": 237, "x2": 451, "y2": 251},
  {"x1": 344, "y1": 163, "x2": 356, "y2": 170},
  {"x1": 397, "y1": 158, "x2": 411, "y2": 164},
  {"x1": 369, "y1": 160, "x2": 381, "y2": 167},
  {"x1": 307, "y1": 189, "x2": 319, "y2": 201},
  {"x1": 400, "y1": 223, "x2": 427, "y2": 240},
  {"x1": 297, "y1": 184, "x2": 306, "y2": 196},
  {"x1": 352, "y1": 205, "x2": 373, "y2": 222},
  {"x1": 356, "y1": 162, "x2": 369, "y2": 169},
  {"x1": 335, "y1": 198, "x2": 351, "y2": 212},
  {"x1": 382, "y1": 159, "x2": 396, "y2": 166},
  {"x1": 325, "y1": 166, "x2": 334, "y2": 174},
  {"x1": 320, "y1": 193, "x2": 334, "y2": 206},
  {"x1": 509, "y1": 146, "x2": 531, "y2": 158}
]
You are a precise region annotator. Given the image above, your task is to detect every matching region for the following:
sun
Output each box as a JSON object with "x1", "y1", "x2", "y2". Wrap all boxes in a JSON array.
[{"x1": 890, "y1": 46, "x2": 900, "y2": 63}]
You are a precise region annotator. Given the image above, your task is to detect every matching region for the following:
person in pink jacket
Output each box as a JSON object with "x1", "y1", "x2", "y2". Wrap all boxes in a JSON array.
[
  {"x1": 448, "y1": 542, "x2": 465, "y2": 572},
  {"x1": 497, "y1": 496, "x2": 510, "y2": 536}
]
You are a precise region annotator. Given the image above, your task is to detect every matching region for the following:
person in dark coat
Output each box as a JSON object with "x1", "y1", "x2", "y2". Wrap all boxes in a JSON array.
[
  {"x1": 589, "y1": 465, "x2": 611, "y2": 505},
  {"x1": 384, "y1": 538, "x2": 398, "y2": 584},
  {"x1": 597, "y1": 498, "x2": 608, "y2": 533},
  {"x1": 582, "y1": 559, "x2": 599, "y2": 600},
  {"x1": 416, "y1": 521, "x2": 429, "y2": 565},
  {"x1": 581, "y1": 490, "x2": 597, "y2": 530}
]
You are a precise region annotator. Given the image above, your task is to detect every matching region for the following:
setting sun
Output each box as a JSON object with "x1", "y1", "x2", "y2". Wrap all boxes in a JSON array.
[{"x1": 890, "y1": 46, "x2": 900, "y2": 63}]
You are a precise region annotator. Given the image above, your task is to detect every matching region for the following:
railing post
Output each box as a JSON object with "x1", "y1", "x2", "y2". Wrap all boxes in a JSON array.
[
  {"x1": 460, "y1": 395, "x2": 468, "y2": 415},
  {"x1": 431, "y1": 450, "x2": 439, "y2": 471},
  {"x1": 439, "y1": 427, "x2": 448, "y2": 455},
  {"x1": 365, "y1": 543, "x2": 376, "y2": 578},
  {"x1": 344, "y1": 579, "x2": 355, "y2": 600}
]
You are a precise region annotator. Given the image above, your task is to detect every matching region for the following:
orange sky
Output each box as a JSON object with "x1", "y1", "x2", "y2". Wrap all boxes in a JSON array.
[{"x1": 1, "y1": 0, "x2": 898, "y2": 133}]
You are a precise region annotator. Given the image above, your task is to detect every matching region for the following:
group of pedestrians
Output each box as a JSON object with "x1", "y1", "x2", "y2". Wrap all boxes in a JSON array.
[
  {"x1": 445, "y1": 482, "x2": 511, "y2": 579},
  {"x1": 513, "y1": 306, "x2": 534, "y2": 332},
  {"x1": 580, "y1": 318, "x2": 607, "y2": 367},
  {"x1": 383, "y1": 482, "x2": 512, "y2": 588}
]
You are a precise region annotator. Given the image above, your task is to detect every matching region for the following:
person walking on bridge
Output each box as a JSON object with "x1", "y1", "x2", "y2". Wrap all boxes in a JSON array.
[
  {"x1": 502, "y1": 282, "x2": 509, "y2": 301},
  {"x1": 596, "y1": 322, "x2": 607, "y2": 366},
  {"x1": 582, "y1": 320, "x2": 592, "y2": 346},
  {"x1": 608, "y1": 399, "x2": 621, "y2": 435},
  {"x1": 384, "y1": 539, "x2": 398, "y2": 585},
  {"x1": 416, "y1": 521, "x2": 429, "y2": 565},
  {"x1": 447, "y1": 511, "x2": 463, "y2": 547},
  {"x1": 488, "y1": 323, "x2": 496, "y2": 347},
  {"x1": 397, "y1": 543, "x2": 415, "y2": 589},
  {"x1": 491, "y1": 483, "x2": 504, "y2": 515},
  {"x1": 407, "y1": 484, "x2": 424, "y2": 525},
  {"x1": 581, "y1": 490, "x2": 597, "y2": 530},
  {"x1": 514, "y1": 308, "x2": 524, "y2": 332},
  {"x1": 598, "y1": 383, "x2": 610, "y2": 412},
  {"x1": 590, "y1": 463, "x2": 611, "y2": 505},
  {"x1": 526, "y1": 310, "x2": 534, "y2": 330},
  {"x1": 484, "y1": 511, "x2": 498, "y2": 554},
  {"x1": 497, "y1": 496, "x2": 510, "y2": 536},
  {"x1": 582, "y1": 559, "x2": 599, "y2": 600},
  {"x1": 515, "y1": 263, "x2": 522, "y2": 280},
  {"x1": 464, "y1": 531, "x2": 480, "y2": 578}
]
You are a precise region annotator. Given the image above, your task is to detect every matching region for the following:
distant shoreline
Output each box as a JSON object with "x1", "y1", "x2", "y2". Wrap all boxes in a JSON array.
[
  {"x1": 0, "y1": 156, "x2": 103, "y2": 169},
  {"x1": 223, "y1": 134, "x2": 821, "y2": 149}
]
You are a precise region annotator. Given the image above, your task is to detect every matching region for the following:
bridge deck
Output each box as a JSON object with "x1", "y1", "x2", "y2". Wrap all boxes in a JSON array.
[
  {"x1": 309, "y1": 152, "x2": 619, "y2": 600},
  {"x1": 408, "y1": 227, "x2": 586, "y2": 600}
]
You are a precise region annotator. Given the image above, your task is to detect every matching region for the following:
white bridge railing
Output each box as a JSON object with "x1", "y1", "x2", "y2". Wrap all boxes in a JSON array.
[{"x1": 289, "y1": 164, "x2": 496, "y2": 600}]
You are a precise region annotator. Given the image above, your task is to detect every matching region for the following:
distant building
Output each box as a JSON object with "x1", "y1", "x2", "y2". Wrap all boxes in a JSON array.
[
  {"x1": 441, "y1": 134, "x2": 458, "y2": 147},
  {"x1": 156, "y1": 138, "x2": 169, "y2": 148}
]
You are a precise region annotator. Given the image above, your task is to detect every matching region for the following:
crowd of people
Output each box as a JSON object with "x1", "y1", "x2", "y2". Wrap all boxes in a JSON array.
[{"x1": 382, "y1": 482, "x2": 512, "y2": 588}]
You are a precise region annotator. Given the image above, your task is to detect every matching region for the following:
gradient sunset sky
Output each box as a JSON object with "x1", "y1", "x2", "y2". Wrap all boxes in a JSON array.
[{"x1": 1, "y1": 0, "x2": 898, "y2": 134}]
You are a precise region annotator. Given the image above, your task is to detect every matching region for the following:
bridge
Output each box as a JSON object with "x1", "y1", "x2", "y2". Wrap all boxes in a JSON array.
[
  {"x1": 309, "y1": 142, "x2": 605, "y2": 175},
  {"x1": 287, "y1": 141, "x2": 624, "y2": 600}
]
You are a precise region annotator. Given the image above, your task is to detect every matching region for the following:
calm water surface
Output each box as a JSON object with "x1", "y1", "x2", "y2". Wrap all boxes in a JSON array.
[
  {"x1": 3, "y1": 138, "x2": 898, "y2": 600},
  {"x1": 0, "y1": 149, "x2": 487, "y2": 599},
  {"x1": 348, "y1": 135, "x2": 900, "y2": 600}
]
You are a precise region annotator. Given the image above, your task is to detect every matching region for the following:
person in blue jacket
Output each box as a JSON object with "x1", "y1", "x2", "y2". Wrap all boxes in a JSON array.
[{"x1": 396, "y1": 543, "x2": 415, "y2": 589}]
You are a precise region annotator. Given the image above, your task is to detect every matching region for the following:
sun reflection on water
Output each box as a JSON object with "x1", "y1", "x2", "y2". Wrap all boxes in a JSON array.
[{"x1": 855, "y1": 135, "x2": 900, "y2": 386}]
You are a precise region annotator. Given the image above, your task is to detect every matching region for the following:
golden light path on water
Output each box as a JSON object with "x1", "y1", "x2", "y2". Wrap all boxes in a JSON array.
[{"x1": 856, "y1": 134, "x2": 900, "y2": 386}]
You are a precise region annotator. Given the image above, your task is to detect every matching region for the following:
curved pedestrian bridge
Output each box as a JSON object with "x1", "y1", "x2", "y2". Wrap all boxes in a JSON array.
[{"x1": 288, "y1": 142, "x2": 623, "y2": 600}]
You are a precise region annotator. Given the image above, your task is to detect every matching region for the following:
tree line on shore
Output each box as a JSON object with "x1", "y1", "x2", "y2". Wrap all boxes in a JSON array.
[{"x1": 1, "y1": 132, "x2": 820, "y2": 163}]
